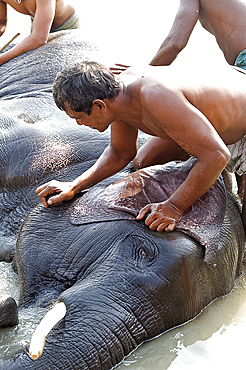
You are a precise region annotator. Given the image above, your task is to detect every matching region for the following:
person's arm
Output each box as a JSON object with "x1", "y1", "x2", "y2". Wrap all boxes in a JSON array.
[
  {"x1": 35, "y1": 121, "x2": 138, "y2": 207},
  {"x1": 0, "y1": 0, "x2": 7, "y2": 36},
  {"x1": 150, "y1": 0, "x2": 200, "y2": 66},
  {"x1": 0, "y1": 0, "x2": 55, "y2": 66},
  {"x1": 136, "y1": 87, "x2": 231, "y2": 231}
]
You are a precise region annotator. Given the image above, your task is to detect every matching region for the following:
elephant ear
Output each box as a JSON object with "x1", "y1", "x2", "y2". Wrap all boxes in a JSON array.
[{"x1": 70, "y1": 158, "x2": 227, "y2": 262}]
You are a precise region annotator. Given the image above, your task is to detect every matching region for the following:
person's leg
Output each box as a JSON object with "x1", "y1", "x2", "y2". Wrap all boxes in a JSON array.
[
  {"x1": 133, "y1": 136, "x2": 189, "y2": 169},
  {"x1": 242, "y1": 175, "x2": 246, "y2": 236},
  {"x1": 222, "y1": 169, "x2": 234, "y2": 193},
  {"x1": 235, "y1": 173, "x2": 245, "y2": 200}
]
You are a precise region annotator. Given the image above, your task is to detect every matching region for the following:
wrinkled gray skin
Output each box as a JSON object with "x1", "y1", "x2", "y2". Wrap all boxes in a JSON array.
[
  {"x1": 0, "y1": 30, "x2": 245, "y2": 370},
  {"x1": 1, "y1": 158, "x2": 245, "y2": 369}
]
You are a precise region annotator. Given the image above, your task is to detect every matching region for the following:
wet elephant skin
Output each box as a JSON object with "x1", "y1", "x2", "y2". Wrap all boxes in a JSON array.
[
  {"x1": 0, "y1": 30, "x2": 116, "y2": 262},
  {"x1": 1, "y1": 159, "x2": 245, "y2": 369},
  {"x1": 0, "y1": 30, "x2": 146, "y2": 262}
]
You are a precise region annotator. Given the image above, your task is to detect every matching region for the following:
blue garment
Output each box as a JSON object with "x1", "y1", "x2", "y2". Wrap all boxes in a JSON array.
[
  {"x1": 226, "y1": 50, "x2": 246, "y2": 174},
  {"x1": 234, "y1": 49, "x2": 246, "y2": 70}
]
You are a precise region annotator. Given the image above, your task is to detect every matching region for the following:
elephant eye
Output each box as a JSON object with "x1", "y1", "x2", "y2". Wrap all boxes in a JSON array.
[
  {"x1": 140, "y1": 250, "x2": 146, "y2": 259},
  {"x1": 136, "y1": 247, "x2": 147, "y2": 261},
  {"x1": 128, "y1": 235, "x2": 159, "y2": 267}
]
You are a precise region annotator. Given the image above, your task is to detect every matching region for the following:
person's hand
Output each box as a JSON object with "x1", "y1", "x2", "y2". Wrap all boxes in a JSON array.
[
  {"x1": 35, "y1": 180, "x2": 76, "y2": 208},
  {"x1": 136, "y1": 200, "x2": 183, "y2": 232},
  {"x1": 109, "y1": 63, "x2": 130, "y2": 75}
]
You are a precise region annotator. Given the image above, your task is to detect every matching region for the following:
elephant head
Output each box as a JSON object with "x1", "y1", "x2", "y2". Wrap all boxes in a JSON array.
[{"x1": 0, "y1": 158, "x2": 244, "y2": 369}]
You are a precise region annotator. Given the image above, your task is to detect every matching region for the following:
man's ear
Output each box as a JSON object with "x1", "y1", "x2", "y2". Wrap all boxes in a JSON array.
[{"x1": 92, "y1": 99, "x2": 107, "y2": 111}]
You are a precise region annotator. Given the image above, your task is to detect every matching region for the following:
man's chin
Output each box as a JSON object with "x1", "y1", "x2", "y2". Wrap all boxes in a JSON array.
[{"x1": 97, "y1": 127, "x2": 107, "y2": 132}]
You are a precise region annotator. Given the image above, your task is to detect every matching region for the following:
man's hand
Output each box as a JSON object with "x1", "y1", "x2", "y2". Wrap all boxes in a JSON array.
[
  {"x1": 136, "y1": 200, "x2": 183, "y2": 232},
  {"x1": 35, "y1": 180, "x2": 76, "y2": 208},
  {"x1": 109, "y1": 63, "x2": 130, "y2": 75}
]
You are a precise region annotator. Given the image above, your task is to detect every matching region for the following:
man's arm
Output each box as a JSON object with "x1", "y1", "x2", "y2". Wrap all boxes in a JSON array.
[
  {"x1": 0, "y1": 0, "x2": 7, "y2": 36},
  {"x1": 36, "y1": 121, "x2": 138, "y2": 207},
  {"x1": 150, "y1": 0, "x2": 200, "y2": 66},
  {"x1": 137, "y1": 87, "x2": 230, "y2": 231},
  {"x1": 0, "y1": 0, "x2": 55, "y2": 66}
]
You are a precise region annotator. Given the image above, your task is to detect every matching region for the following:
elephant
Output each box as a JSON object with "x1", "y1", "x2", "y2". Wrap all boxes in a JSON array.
[
  {"x1": 0, "y1": 157, "x2": 245, "y2": 369},
  {"x1": 0, "y1": 30, "x2": 140, "y2": 263}
]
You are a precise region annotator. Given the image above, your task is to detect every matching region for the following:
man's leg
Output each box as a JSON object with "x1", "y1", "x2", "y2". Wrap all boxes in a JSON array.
[
  {"x1": 242, "y1": 175, "x2": 246, "y2": 235},
  {"x1": 133, "y1": 136, "x2": 189, "y2": 169}
]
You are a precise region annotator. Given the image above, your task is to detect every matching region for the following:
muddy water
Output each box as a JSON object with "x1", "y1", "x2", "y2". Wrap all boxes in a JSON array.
[
  {"x1": 0, "y1": 263, "x2": 46, "y2": 359},
  {"x1": 1, "y1": 261, "x2": 246, "y2": 368},
  {"x1": 118, "y1": 270, "x2": 246, "y2": 369}
]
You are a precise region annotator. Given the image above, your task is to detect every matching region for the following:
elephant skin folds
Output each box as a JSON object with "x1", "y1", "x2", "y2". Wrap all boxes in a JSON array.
[
  {"x1": 0, "y1": 30, "x2": 110, "y2": 262},
  {"x1": 1, "y1": 160, "x2": 245, "y2": 370}
]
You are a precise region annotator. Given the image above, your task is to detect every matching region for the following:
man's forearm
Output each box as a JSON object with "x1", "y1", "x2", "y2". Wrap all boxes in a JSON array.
[
  {"x1": 168, "y1": 154, "x2": 230, "y2": 214},
  {"x1": 0, "y1": 34, "x2": 46, "y2": 66},
  {"x1": 150, "y1": 41, "x2": 181, "y2": 66},
  {"x1": 71, "y1": 144, "x2": 133, "y2": 194},
  {"x1": 150, "y1": 0, "x2": 199, "y2": 66}
]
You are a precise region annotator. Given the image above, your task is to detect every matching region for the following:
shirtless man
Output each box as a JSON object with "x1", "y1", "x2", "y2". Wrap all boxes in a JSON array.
[
  {"x1": 0, "y1": 0, "x2": 79, "y2": 66},
  {"x1": 151, "y1": 0, "x2": 246, "y2": 67},
  {"x1": 134, "y1": 0, "x2": 246, "y2": 170},
  {"x1": 35, "y1": 60, "x2": 246, "y2": 232}
]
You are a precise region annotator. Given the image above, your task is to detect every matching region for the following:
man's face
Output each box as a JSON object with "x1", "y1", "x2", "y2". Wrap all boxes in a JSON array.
[{"x1": 64, "y1": 101, "x2": 110, "y2": 132}]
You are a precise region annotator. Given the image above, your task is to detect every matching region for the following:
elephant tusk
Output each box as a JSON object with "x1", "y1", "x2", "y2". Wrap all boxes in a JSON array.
[{"x1": 29, "y1": 301, "x2": 66, "y2": 360}]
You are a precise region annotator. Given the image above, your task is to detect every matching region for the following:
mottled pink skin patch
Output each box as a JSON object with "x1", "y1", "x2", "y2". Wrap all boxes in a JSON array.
[{"x1": 70, "y1": 158, "x2": 226, "y2": 262}]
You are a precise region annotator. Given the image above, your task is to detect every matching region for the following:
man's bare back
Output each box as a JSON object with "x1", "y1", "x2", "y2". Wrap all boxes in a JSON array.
[
  {"x1": 150, "y1": 0, "x2": 246, "y2": 66},
  {"x1": 120, "y1": 64, "x2": 246, "y2": 145}
]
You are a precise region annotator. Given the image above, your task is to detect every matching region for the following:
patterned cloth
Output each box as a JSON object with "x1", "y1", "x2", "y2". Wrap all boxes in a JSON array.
[
  {"x1": 226, "y1": 49, "x2": 246, "y2": 174},
  {"x1": 31, "y1": 12, "x2": 80, "y2": 33},
  {"x1": 50, "y1": 12, "x2": 80, "y2": 33},
  {"x1": 226, "y1": 137, "x2": 246, "y2": 175},
  {"x1": 234, "y1": 48, "x2": 246, "y2": 70}
]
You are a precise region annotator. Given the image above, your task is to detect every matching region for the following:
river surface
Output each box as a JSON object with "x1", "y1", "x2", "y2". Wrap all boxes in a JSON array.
[
  {"x1": 1, "y1": 261, "x2": 246, "y2": 369},
  {"x1": 1, "y1": 0, "x2": 246, "y2": 369}
]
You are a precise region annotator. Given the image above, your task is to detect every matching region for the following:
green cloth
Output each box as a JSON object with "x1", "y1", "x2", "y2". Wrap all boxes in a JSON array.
[
  {"x1": 31, "y1": 12, "x2": 80, "y2": 33},
  {"x1": 50, "y1": 12, "x2": 80, "y2": 33}
]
